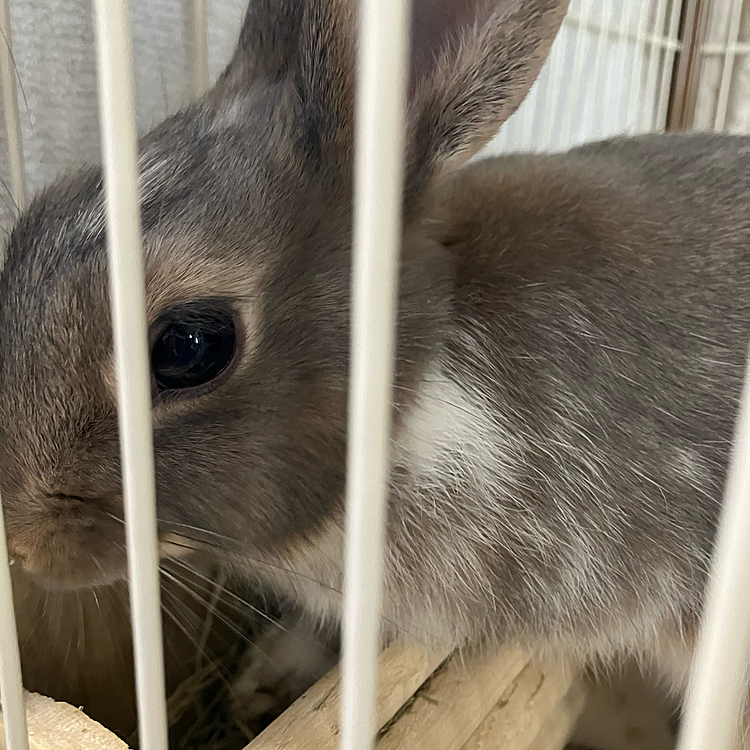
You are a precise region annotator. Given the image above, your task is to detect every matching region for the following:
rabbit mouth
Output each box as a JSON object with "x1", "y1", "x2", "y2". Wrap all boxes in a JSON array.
[
  {"x1": 7, "y1": 493, "x2": 130, "y2": 591},
  {"x1": 10, "y1": 525, "x2": 203, "y2": 592}
]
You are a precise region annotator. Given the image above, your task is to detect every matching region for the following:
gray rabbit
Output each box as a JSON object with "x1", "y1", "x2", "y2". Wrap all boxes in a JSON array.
[{"x1": 2, "y1": 0, "x2": 749, "y2": 742}]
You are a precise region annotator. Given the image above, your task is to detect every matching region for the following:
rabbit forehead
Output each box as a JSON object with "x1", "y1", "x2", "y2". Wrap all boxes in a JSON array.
[{"x1": 142, "y1": 228, "x2": 266, "y2": 316}]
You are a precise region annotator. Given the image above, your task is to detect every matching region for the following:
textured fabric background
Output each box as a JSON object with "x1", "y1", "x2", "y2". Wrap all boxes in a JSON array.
[{"x1": 0, "y1": 0, "x2": 246, "y2": 231}]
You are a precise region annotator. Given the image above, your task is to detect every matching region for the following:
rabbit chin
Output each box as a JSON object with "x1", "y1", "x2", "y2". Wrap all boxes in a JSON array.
[
  {"x1": 15, "y1": 552, "x2": 128, "y2": 592},
  {"x1": 14, "y1": 533, "x2": 202, "y2": 592}
]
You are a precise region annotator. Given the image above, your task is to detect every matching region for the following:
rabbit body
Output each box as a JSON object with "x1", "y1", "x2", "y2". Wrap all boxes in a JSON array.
[
  {"x1": 251, "y1": 133, "x2": 749, "y2": 695},
  {"x1": 388, "y1": 133, "x2": 749, "y2": 679},
  {"x1": 1, "y1": 0, "x2": 749, "y2": 740}
]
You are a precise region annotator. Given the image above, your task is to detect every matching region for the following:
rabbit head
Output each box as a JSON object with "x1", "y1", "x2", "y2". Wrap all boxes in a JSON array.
[{"x1": 0, "y1": 0, "x2": 566, "y2": 609}]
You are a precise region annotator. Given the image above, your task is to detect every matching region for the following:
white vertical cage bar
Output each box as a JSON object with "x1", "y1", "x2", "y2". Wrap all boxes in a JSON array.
[
  {"x1": 713, "y1": 0, "x2": 745, "y2": 132},
  {"x1": 0, "y1": 3, "x2": 28, "y2": 745},
  {"x1": 0, "y1": 0, "x2": 25, "y2": 210},
  {"x1": 92, "y1": 2, "x2": 168, "y2": 750},
  {"x1": 676, "y1": 350, "x2": 750, "y2": 750},
  {"x1": 188, "y1": 0, "x2": 210, "y2": 99},
  {"x1": 503, "y1": 103, "x2": 523, "y2": 152},
  {"x1": 656, "y1": 0, "x2": 683, "y2": 128},
  {"x1": 341, "y1": 0, "x2": 410, "y2": 748},
  {"x1": 589, "y1": 0, "x2": 616, "y2": 141},
  {"x1": 627, "y1": 0, "x2": 653, "y2": 130},
  {"x1": 561, "y1": 0, "x2": 593, "y2": 146},
  {"x1": 641, "y1": 0, "x2": 669, "y2": 131},
  {"x1": 0, "y1": 493, "x2": 29, "y2": 750},
  {"x1": 491, "y1": 122, "x2": 510, "y2": 154}
]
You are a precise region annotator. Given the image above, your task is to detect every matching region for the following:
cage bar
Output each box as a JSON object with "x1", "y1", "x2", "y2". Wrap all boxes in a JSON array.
[
  {"x1": 92, "y1": 2, "x2": 168, "y2": 750},
  {"x1": 615, "y1": 0, "x2": 640, "y2": 129},
  {"x1": 704, "y1": 41, "x2": 750, "y2": 55},
  {"x1": 188, "y1": 0, "x2": 209, "y2": 99},
  {"x1": 0, "y1": 0, "x2": 25, "y2": 210},
  {"x1": 541, "y1": 34, "x2": 565, "y2": 150},
  {"x1": 341, "y1": 0, "x2": 410, "y2": 748},
  {"x1": 668, "y1": 0, "x2": 711, "y2": 130},
  {"x1": 676, "y1": 349, "x2": 750, "y2": 750},
  {"x1": 519, "y1": 74, "x2": 542, "y2": 151},
  {"x1": 0, "y1": 12, "x2": 27, "y2": 747},
  {"x1": 561, "y1": 0, "x2": 592, "y2": 145},
  {"x1": 642, "y1": 0, "x2": 669, "y2": 131},
  {"x1": 657, "y1": 0, "x2": 684, "y2": 128},
  {"x1": 589, "y1": 0, "x2": 616, "y2": 141},
  {"x1": 0, "y1": 492, "x2": 29, "y2": 750},
  {"x1": 491, "y1": 119, "x2": 510, "y2": 153},
  {"x1": 503, "y1": 95, "x2": 524, "y2": 152},
  {"x1": 713, "y1": 0, "x2": 744, "y2": 132},
  {"x1": 565, "y1": 8, "x2": 682, "y2": 50}
]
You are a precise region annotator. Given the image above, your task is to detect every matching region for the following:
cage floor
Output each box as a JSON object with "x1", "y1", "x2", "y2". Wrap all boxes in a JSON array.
[{"x1": 569, "y1": 663, "x2": 678, "y2": 750}]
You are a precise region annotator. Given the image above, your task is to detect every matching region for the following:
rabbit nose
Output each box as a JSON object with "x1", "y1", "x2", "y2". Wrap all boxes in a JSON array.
[{"x1": 42, "y1": 492, "x2": 96, "y2": 526}]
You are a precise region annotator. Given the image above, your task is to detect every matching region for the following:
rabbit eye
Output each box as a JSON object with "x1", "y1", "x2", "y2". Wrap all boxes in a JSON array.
[{"x1": 151, "y1": 310, "x2": 236, "y2": 392}]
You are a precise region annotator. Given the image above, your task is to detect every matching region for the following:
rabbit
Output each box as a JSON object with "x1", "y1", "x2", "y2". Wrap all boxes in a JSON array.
[{"x1": 2, "y1": 0, "x2": 750, "y2": 741}]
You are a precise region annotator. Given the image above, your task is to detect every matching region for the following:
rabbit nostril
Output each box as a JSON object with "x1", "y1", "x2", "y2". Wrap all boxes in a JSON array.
[{"x1": 45, "y1": 492, "x2": 93, "y2": 508}]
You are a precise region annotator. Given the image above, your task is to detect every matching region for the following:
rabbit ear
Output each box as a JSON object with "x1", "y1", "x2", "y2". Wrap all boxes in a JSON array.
[
  {"x1": 216, "y1": 0, "x2": 357, "y2": 170},
  {"x1": 404, "y1": 0, "x2": 568, "y2": 208},
  {"x1": 219, "y1": 1, "x2": 306, "y2": 83},
  {"x1": 217, "y1": 0, "x2": 566, "y2": 194}
]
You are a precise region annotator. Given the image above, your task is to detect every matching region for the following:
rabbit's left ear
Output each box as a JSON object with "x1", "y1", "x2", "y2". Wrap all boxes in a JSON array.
[{"x1": 404, "y1": 0, "x2": 569, "y2": 208}]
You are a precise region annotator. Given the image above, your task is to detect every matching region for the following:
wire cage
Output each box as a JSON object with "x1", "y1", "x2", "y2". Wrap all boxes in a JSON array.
[{"x1": 2, "y1": 1, "x2": 750, "y2": 750}]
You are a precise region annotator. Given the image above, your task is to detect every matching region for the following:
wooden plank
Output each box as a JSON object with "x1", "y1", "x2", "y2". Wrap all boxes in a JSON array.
[
  {"x1": 0, "y1": 692, "x2": 129, "y2": 750},
  {"x1": 460, "y1": 662, "x2": 587, "y2": 750},
  {"x1": 245, "y1": 640, "x2": 452, "y2": 750},
  {"x1": 376, "y1": 648, "x2": 530, "y2": 750},
  {"x1": 0, "y1": 650, "x2": 585, "y2": 750}
]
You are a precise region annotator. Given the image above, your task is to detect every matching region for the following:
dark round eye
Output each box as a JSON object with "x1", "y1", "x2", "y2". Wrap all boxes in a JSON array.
[{"x1": 151, "y1": 310, "x2": 236, "y2": 392}]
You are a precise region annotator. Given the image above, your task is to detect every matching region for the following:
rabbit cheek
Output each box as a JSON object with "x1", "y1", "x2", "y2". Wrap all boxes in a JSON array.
[{"x1": 253, "y1": 516, "x2": 346, "y2": 625}]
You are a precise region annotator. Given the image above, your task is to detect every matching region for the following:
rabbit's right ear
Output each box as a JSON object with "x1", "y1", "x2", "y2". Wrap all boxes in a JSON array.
[{"x1": 404, "y1": 0, "x2": 569, "y2": 210}]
